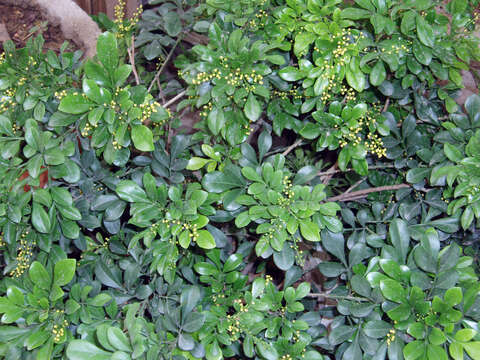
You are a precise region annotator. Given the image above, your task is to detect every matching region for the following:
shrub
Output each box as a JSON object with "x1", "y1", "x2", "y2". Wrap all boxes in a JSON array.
[{"x1": 1, "y1": 1, "x2": 480, "y2": 360}]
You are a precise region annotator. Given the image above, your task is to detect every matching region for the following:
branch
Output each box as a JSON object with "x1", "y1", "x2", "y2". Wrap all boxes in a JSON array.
[
  {"x1": 382, "y1": 97, "x2": 390, "y2": 112},
  {"x1": 308, "y1": 292, "x2": 371, "y2": 302},
  {"x1": 344, "y1": 177, "x2": 366, "y2": 194},
  {"x1": 162, "y1": 90, "x2": 186, "y2": 108},
  {"x1": 127, "y1": 35, "x2": 140, "y2": 85},
  {"x1": 282, "y1": 139, "x2": 303, "y2": 156},
  {"x1": 317, "y1": 164, "x2": 396, "y2": 177},
  {"x1": 326, "y1": 183, "x2": 410, "y2": 202},
  {"x1": 320, "y1": 163, "x2": 338, "y2": 185},
  {"x1": 147, "y1": 35, "x2": 183, "y2": 93}
]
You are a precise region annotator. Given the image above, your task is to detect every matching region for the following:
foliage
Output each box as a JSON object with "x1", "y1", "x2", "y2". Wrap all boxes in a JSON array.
[{"x1": 1, "y1": 1, "x2": 480, "y2": 360}]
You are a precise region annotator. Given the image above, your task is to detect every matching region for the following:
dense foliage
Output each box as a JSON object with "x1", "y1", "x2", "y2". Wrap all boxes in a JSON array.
[{"x1": 1, "y1": 0, "x2": 480, "y2": 359}]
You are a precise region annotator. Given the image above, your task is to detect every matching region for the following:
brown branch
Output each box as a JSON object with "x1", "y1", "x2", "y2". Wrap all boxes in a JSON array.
[
  {"x1": 127, "y1": 35, "x2": 140, "y2": 85},
  {"x1": 147, "y1": 35, "x2": 183, "y2": 93},
  {"x1": 382, "y1": 97, "x2": 390, "y2": 112},
  {"x1": 326, "y1": 183, "x2": 410, "y2": 202},
  {"x1": 308, "y1": 293, "x2": 370, "y2": 302},
  {"x1": 320, "y1": 163, "x2": 338, "y2": 185},
  {"x1": 317, "y1": 164, "x2": 396, "y2": 177},
  {"x1": 282, "y1": 139, "x2": 303, "y2": 156},
  {"x1": 162, "y1": 90, "x2": 186, "y2": 108},
  {"x1": 345, "y1": 177, "x2": 366, "y2": 194}
]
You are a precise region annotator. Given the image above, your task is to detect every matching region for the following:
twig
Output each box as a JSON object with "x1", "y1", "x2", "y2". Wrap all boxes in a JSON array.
[
  {"x1": 320, "y1": 163, "x2": 338, "y2": 185},
  {"x1": 308, "y1": 292, "x2": 370, "y2": 302},
  {"x1": 325, "y1": 183, "x2": 410, "y2": 202},
  {"x1": 282, "y1": 139, "x2": 303, "y2": 156},
  {"x1": 148, "y1": 35, "x2": 183, "y2": 93},
  {"x1": 162, "y1": 90, "x2": 186, "y2": 108},
  {"x1": 382, "y1": 97, "x2": 390, "y2": 112},
  {"x1": 317, "y1": 164, "x2": 396, "y2": 177},
  {"x1": 345, "y1": 177, "x2": 366, "y2": 194},
  {"x1": 127, "y1": 35, "x2": 140, "y2": 85}
]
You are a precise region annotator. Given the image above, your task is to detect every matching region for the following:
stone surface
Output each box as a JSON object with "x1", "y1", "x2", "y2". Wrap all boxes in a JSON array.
[{"x1": 0, "y1": 23, "x2": 10, "y2": 42}]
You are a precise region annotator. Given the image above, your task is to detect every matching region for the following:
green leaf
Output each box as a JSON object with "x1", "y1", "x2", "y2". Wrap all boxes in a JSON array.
[
  {"x1": 164, "y1": 12, "x2": 182, "y2": 36},
  {"x1": 131, "y1": 125, "x2": 154, "y2": 152},
  {"x1": 444, "y1": 143, "x2": 463, "y2": 162},
  {"x1": 97, "y1": 32, "x2": 118, "y2": 73},
  {"x1": 107, "y1": 327, "x2": 132, "y2": 352},
  {"x1": 66, "y1": 340, "x2": 112, "y2": 360},
  {"x1": 403, "y1": 340, "x2": 425, "y2": 360},
  {"x1": 223, "y1": 254, "x2": 243, "y2": 273},
  {"x1": 389, "y1": 219, "x2": 410, "y2": 263},
  {"x1": 300, "y1": 221, "x2": 320, "y2": 242},
  {"x1": 59, "y1": 94, "x2": 92, "y2": 114},
  {"x1": 29, "y1": 261, "x2": 51, "y2": 290},
  {"x1": 205, "y1": 340, "x2": 222, "y2": 360},
  {"x1": 44, "y1": 148, "x2": 65, "y2": 165},
  {"x1": 256, "y1": 341, "x2": 279, "y2": 360},
  {"x1": 464, "y1": 342, "x2": 480, "y2": 360},
  {"x1": 186, "y1": 157, "x2": 211, "y2": 170},
  {"x1": 406, "y1": 167, "x2": 430, "y2": 183},
  {"x1": 116, "y1": 180, "x2": 148, "y2": 202},
  {"x1": 196, "y1": 230, "x2": 216, "y2": 249},
  {"x1": 363, "y1": 320, "x2": 391, "y2": 338},
  {"x1": 370, "y1": 61, "x2": 386, "y2": 86},
  {"x1": 444, "y1": 287, "x2": 463, "y2": 306},
  {"x1": 416, "y1": 15, "x2": 435, "y2": 48},
  {"x1": 25, "y1": 330, "x2": 50, "y2": 350},
  {"x1": 455, "y1": 329, "x2": 476, "y2": 342},
  {"x1": 235, "y1": 211, "x2": 251, "y2": 228},
  {"x1": 207, "y1": 107, "x2": 225, "y2": 136},
  {"x1": 32, "y1": 203, "x2": 52, "y2": 234},
  {"x1": 346, "y1": 65, "x2": 366, "y2": 92},
  {"x1": 461, "y1": 206, "x2": 474, "y2": 230},
  {"x1": 279, "y1": 66, "x2": 304, "y2": 81},
  {"x1": 380, "y1": 279, "x2": 406, "y2": 303},
  {"x1": 54, "y1": 259, "x2": 76, "y2": 286},
  {"x1": 244, "y1": 93, "x2": 261, "y2": 122},
  {"x1": 427, "y1": 344, "x2": 448, "y2": 360},
  {"x1": 428, "y1": 327, "x2": 447, "y2": 346}
]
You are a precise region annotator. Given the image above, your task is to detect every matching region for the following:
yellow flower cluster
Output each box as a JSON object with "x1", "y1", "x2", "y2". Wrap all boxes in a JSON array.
[
  {"x1": 192, "y1": 66, "x2": 263, "y2": 91},
  {"x1": 112, "y1": 139, "x2": 122, "y2": 150},
  {"x1": 265, "y1": 274, "x2": 273, "y2": 284},
  {"x1": 160, "y1": 219, "x2": 199, "y2": 242},
  {"x1": 114, "y1": 0, "x2": 142, "y2": 37},
  {"x1": 54, "y1": 90, "x2": 68, "y2": 100},
  {"x1": 365, "y1": 133, "x2": 387, "y2": 158},
  {"x1": 10, "y1": 232, "x2": 35, "y2": 278},
  {"x1": 0, "y1": 52, "x2": 5, "y2": 65},
  {"x1": 226, "y1": 313, "x2": 242, "y2": 340},
  {"x1": 0, "y1": 89, "x2": 16, "y2": 113},
  {"x1": 338, "y1": 108, "x2": 387, "y2": 158},
  {"x1": 248, "y1": 9, "x2": 268, "y2": 29},
  {"x1": 52, "y1": 323, "x2": 66, "y2": 343},
  {"x1": 386, "y1": 329, "x2": 396, "y2": 346},
  {"x1": 278, "y1": 175, "x2": 295, "y2": 207},
  {"x1": 136, "y1": 101, "x2": 160, "y2": 123},
  {"x1": 380, "y1": 43, "x2": 410, "y2": 56},
  {"x1": 81, "y1": 122, "x2": 97, "y2": 137},
  {"x1": 199, "y1": 102, "x2": 213, "y2": 117},
  {"x1": 272, "y1": 87, "x2": 302, "y2": 100},
  {"x1": 340, "y1": 87, "x2": 356, "y2": 102},
  {"x1": 0, "y1": 232, "x2": 5, "y2": 247}
]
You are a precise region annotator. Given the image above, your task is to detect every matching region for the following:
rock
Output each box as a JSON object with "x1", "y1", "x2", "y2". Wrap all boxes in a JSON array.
[
  {"x1": 1, "y1": 0, "x2": 100, "y2": 57},
  {"x1": 456, "y1": 70, "x2": 478, "y2": 107},
  {"x1": 0, "y1": 23, "x2": 10, "y2": 42}
]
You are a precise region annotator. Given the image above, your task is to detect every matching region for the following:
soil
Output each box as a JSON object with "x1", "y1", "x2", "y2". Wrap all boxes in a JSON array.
[{"x1": 0, "y1": 2, "x2": 79, "y2": 52}]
